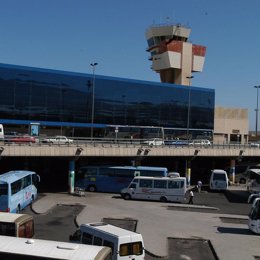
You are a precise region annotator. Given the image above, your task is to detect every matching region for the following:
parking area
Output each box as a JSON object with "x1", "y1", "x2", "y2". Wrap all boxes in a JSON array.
[{"x1": 31, "y1": 186, "x2": 260, "y2": 260}]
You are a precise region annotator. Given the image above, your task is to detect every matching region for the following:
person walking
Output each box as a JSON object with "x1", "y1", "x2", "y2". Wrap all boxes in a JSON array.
[
  {"x1": 197, "y1": 180, "x2": 202, "y2": 193},
  {"x1": 188, "y1": 189, "x2": 194, "y2": 204}
]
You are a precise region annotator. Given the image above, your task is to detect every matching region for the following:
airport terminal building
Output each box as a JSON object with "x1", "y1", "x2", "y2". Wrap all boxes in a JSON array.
[{"x1": 0, "y1": 63, "x2": 215, "y2": 140}]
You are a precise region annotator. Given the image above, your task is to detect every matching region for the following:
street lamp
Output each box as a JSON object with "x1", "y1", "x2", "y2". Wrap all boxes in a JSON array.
[
  {"x1": 186, "y1": 76, "x2": 194, "y2": 139},
  {"x1": 90, "y1": 62, "x2": 98, "y2": 140},
  {"x1": 254, "y1": 85, "x2": 260, "y2": 137}
]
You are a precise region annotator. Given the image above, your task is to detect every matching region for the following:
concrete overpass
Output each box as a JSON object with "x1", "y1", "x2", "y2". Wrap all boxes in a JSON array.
[{"x1": 0, "y1": 143, "x2": 259, "y2": 158}]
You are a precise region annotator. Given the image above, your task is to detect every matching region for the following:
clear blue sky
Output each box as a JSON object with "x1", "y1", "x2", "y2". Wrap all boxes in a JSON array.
[{"x1": 0, "y1": 0, "x2": 259, "y2": 130}]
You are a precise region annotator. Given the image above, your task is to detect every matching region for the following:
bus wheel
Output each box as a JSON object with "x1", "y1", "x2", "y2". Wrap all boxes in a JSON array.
[
  {"x1": 160, "y1": 196, "x2": 167, "y2": 202},
  {"x1": 88, "y1": 186, "x2": 96, "y2": 192},
  {"x1": 124, "y1": 193, "x2": 131, "y2": 200},
  {"x1": 16, "y1": 205, "x2": 21, "y2": 213},
  {"x1": 31, "y1": 195, "x2": 35, "y2": 204}
]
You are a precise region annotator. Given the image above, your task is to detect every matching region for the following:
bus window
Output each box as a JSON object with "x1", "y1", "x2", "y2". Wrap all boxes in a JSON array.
[
  {"x1": 82, "y1": 232, "x2": 93, "y2": 244},
  {"x1": 154, "y1": 179, "x2": 167, "y2": 189},
  {"x1": 18, "y1": 219, "x2": 34, "y2": 238},
  {"x1": 103, "y1": 240, "x2": 114, "y2": 254},
  {"x1": 168, "y1": 180, "x2": 180, "y2": 189},
  {"x1": 0, "y1": 222, "x2": 15, "y2": 236},
  {"x1": 93, "y1": 236, "x2": 103, "y2": 246},
  {"x1": 139, "y1": 179, "x2": 153, "y2": 188},
  {"x1": 0, "y1": 184, "x2": 8, "y2": 195},
  {"x1": 119, "y1": 242, "x2": 143, "y2": 256}
]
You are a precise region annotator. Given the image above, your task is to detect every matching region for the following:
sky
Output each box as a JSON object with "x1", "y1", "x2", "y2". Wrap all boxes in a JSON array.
[{"x1": 0, "y1": 0, "x2": 260, "y2": 130}]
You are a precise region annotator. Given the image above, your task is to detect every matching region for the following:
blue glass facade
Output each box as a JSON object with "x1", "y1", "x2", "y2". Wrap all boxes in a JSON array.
[{"x1": 0, "y1": 63, "x2": 214, "y2": 138}]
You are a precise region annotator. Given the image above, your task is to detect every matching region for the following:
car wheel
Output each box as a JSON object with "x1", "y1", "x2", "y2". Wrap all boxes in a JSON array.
[{"x1": 124, "y1": 193, "x2": 131, "y2": 200}]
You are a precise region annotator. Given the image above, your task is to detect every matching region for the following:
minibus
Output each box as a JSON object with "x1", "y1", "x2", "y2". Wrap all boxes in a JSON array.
[
  {"x1": 121, "y1": 176, "x2": 187, "y2": 203},
  {"x1": 0, "y1": 212, "x2": 34, "y2": 238},
  {"x1": 70, "y1": 222, "x2": 145, "y2": 260},
  {"x1": 209, "y1": 169, "x2": 229, "y2": 191}
]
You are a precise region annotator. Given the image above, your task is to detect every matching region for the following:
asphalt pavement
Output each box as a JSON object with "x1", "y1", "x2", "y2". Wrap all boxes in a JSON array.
[{"x1": 31, "y1": 185, "x2": 260, "y2": 260}]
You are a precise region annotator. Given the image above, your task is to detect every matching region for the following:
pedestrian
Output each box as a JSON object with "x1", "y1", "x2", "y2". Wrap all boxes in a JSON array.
[
  {"x1": 188, "y1": 189, "x2": 194, "y2": 204},
  {"x1": 197, "y1": 180, "x2": 202, "y2": 193}
]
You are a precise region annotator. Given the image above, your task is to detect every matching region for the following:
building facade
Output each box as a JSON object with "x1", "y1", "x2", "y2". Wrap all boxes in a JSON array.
[
  {"x1": 0, "y1": 63, "x2": 215, "y2": 139},
  {"x1": 214, "y1": 106, "x2": 249, "y2": 144}
]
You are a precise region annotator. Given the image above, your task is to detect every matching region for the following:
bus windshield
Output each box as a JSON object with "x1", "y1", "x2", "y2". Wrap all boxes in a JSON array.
[{"x1": 213, "y1": 173, "x2": 226, "y2": 181}]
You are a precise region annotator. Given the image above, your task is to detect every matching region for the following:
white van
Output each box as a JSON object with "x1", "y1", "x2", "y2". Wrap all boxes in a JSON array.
[
  {"x1": 209, "y1": 169, "x2": 229, "y2": 191},
  {"x1": 70, "y1": 222, "x2": 145, "y2": 260},
  {"x1": 121, "y1": 176, "x2": 187, "y2": 203}
]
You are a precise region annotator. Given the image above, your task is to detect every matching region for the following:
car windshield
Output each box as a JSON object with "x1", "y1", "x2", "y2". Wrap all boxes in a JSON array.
[{"x1": 213, "y1": 173, "x2": 226, "y2": 181}]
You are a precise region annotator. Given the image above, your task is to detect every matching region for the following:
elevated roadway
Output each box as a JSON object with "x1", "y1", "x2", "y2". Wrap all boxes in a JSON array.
[{"x1": 0, "y1": 142, "x2": 259, "y2": 158}]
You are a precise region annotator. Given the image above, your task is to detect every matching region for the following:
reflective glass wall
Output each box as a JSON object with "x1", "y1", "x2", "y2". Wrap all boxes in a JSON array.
[{"x1": 0, "y1": 63, "x2": 215, "y2": 137}]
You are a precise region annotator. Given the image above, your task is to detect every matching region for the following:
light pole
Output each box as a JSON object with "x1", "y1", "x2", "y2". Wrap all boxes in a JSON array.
[
  {"x1": 90, "y1": 62, "x2": 98, "y2": 140},
  {"x1": 254, "y1": 85, "x2": 260, "y2": 137},
  {"x1": 186, "y1": 76, "x2": 194, "y2": 139}
]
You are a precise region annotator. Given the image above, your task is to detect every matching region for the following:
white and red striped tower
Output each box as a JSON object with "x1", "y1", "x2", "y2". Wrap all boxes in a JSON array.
[{"x1": 145, "y1": 24, "x2": 206, "y2": 85}]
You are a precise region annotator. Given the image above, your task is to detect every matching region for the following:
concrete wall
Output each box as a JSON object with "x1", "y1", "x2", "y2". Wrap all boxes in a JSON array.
[{"x1": 214, "y1": 106, "x2": 249, "y2": 144}]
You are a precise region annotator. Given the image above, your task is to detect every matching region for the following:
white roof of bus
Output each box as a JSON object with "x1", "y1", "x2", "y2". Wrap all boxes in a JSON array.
[
  {"x1": 81, "y1": 222, "x2": 141, "y2": 238},
  {"x1": 0, "y1": 213, "x2": 32, "y2": 223},
  {"x1": 0, "y1": 235, "x2": 109, "y2": 260},
  {"x1": 0, "y1": 170, "x2": 35, "y2": 184}
]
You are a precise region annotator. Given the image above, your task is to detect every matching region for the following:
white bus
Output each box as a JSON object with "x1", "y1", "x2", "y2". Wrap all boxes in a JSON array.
[
  {"x1": 121, "y1": 176, "x2": 187, "y2": 203},
  {"x1": 0, "y1": 235, "x2": 112, "y2": 260},
  {"x1": 246, "y1": 169, "x2": 260, "y2": 194},
  {"x1": 0, "y1": 212, "x2": 34, "y2": 238},
  {"x1": 209, "y1": 169, "x2": 229, "y2": 191},
  {"x1": 248, "y1": 198, "x2": 260, "y2": 234},
  {"x1": 70, "y1": 222, "x2": 145, "y2": 260},
  {"x1": 0, "y1": 170, "x2": 40, "y2": 213}
]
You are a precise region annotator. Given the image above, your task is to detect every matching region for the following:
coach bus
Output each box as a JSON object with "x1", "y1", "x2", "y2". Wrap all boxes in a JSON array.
[
  {"x1": 0, "y1": 170, "x2": 40, "y2": 213},
  {"x1": 121, "y1": 176, "x2": 187, "y2": 203},
  {"x1": 0, "y1": 212, "x2": 34, "y2": 238},
  {"x1": 0, "y1": 235, "x2": 112, "y2": 260},
  {"x1": 75, "y1": 165, "x2": 168, "y2": 193}
]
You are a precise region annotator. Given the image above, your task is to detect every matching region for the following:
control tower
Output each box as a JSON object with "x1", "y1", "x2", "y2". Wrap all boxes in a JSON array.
[{"x1": 145, "y1": 24, "x2": 206, "y2": 86}]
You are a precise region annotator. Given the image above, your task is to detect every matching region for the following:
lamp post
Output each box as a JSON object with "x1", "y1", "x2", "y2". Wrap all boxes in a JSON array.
[
  {"x1": 254, "y1": 85, "x2": 260, "y2": 137},
  {"x1": 90, "y1": 62, "x2": 98, "y2": 140},
  {"x1": 186, "y1": 76, "x2": 194, "y2": 139}
]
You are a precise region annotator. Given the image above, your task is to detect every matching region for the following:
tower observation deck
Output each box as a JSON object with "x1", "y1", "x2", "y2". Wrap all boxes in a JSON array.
[{"x1": 145, "y1": 24, "x2": 206, "y2": 86}]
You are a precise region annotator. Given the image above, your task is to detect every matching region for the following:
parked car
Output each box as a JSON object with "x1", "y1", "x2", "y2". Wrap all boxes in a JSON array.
[
  {"x1": 142, "y1": 138, "x2": 164, "y2": 147},
  {"x1": 5, "y1": 134, "x2": 36, "y2": 144},
  {"x1": 250, "y1": 142, "x2": 260, "y2": 148},
  {"x1": 42, "y1": 135, "x2": 73, "y2": 144},
  {"x1": 189, "y1": 139, "x2": 211, "y2": 147},
  {"x1": 165, "y1": 140, "x2": 189, "y2": 146}
]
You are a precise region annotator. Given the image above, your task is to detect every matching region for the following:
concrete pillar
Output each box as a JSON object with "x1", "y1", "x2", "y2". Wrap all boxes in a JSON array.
[
  {"x1": 186, "y1": 159, "x2": 191, "y2": 186},
  {"x1": 68, "y1": 160, "x2": 75, "y2": 194},
  {"x1": 230, "y1": 159, "x2": 236, "y2": 184}
]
